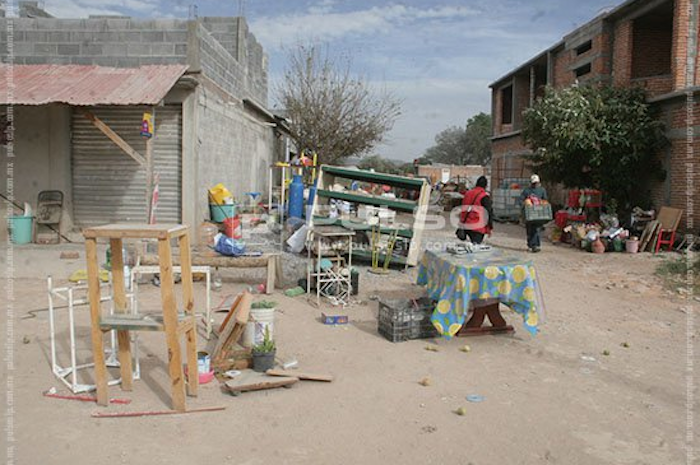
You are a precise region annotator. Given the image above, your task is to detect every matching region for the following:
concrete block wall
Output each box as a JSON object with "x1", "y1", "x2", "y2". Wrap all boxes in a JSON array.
[
  {"x1": 1, "y1": 18, "x2": 190, "y2": 66},
  {"x1": 0, "y1": 16, "x2": 268, "y2": 105},
  {"x1": 196, "y1": 22, "x2": 247, "y2": 99},
  {"x1": 194, "y1": 79, "x2": 276, "y2": 223}
]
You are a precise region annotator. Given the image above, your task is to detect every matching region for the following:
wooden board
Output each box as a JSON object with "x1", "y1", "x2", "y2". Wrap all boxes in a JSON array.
[
  {"x1": 212, "y1": 292, "x2": 251, "y2": 369},
  {"x1": 266, "y1": 369, "x2": 334, "y2": 382},
  {"x1": 224, "y1": 371, "x2": 298, "y2": 394},
  {"x1": 140, "y1": 252, "x2": 279, "y2": 268},
  {"x1": 638, "y1": 220, "x2": 658, "y2": 252}
]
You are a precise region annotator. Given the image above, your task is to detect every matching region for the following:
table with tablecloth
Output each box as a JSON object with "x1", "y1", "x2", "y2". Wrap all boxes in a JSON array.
[{"x1": 416, "y1": 249, "x2": 545, "y2": 338}]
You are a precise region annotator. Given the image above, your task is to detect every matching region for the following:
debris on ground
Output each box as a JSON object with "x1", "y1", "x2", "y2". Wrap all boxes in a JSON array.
[{"x1": 418, "y1": 377, "x2": 432, "y2": 387}]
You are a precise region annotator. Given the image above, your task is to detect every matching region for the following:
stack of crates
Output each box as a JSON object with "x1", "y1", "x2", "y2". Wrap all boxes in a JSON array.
[{"x1": 378, "y1": 297, "x2": 438, "y2": 342}]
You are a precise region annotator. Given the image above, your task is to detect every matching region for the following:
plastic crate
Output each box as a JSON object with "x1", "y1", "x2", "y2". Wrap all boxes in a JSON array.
[
  {"x1": 378, "y1": 297, "x2": 438, "y2": 342},
  {"x1": 524, "y1": 204, "x2": 553, "y2": 222},
  {"x1": 567, "y1": 189, "x2": 603, "y2": 208}
]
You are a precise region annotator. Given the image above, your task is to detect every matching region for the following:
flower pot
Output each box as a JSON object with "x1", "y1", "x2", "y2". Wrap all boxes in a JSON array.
[
  {"x1": 252, "y1": 349, "x2": 276, "y2": 372},
  {"x1": 592, "y1": 239, "x2": 605, "y2": 254}
]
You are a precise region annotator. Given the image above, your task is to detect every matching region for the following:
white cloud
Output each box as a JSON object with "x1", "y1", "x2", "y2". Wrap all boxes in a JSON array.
[
  {"x1": 44, "y1": 0, "x2": 162, "y2": 18},
  {"x1": 250, "y1": 4, "x2": 480, "y2": 52}
]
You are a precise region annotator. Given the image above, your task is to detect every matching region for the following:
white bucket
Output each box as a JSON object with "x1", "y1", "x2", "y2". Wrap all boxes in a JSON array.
[{"x1": 242, "y1": 307, "x2": 275, "y2": 348}]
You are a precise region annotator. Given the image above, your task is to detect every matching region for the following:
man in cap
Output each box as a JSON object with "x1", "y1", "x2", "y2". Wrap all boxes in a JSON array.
[{"x1": 519, "y1": 174, "x2": 548, "y2": 252}]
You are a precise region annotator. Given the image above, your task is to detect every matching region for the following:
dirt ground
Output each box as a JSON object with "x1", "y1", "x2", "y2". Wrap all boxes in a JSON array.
[{"x1": 0, "y1": 221, "x2": 697, "y2": 465}]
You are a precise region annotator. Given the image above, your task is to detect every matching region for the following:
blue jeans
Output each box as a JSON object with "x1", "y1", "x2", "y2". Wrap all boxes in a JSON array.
[{"x1": 526, "y1": 222, "x2": 541, "y2": 249}]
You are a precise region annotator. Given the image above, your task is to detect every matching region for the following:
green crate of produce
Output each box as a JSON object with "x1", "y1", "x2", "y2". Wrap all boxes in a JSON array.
[{"x1": 524, "y1": 204, "x2": 553, "y2": 222}]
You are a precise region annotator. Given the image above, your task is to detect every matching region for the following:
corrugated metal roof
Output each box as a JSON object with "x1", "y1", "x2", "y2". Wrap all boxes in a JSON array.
[{"x1": 0, "y1": 64, "x2": 188, "y2": 106}]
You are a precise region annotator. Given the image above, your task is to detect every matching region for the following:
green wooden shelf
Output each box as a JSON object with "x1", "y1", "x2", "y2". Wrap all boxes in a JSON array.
[
  {"x1": 321, "y1": 165, "x2": 426, "y2": 190},
  {"x1": 312, "y1": 216, "x2": 414, "y2": 239},
  {"x1": 316, "y1": 189, "x2": 417, "y2": 213},
  {"x1": 352, "y1": 249, "x2": 408, "y2": 266}
]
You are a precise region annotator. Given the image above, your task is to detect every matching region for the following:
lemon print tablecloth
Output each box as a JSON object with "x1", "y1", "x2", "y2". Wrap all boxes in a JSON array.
[{"x1": 416, "y1": 249, "x2": 545, "y2": 337}]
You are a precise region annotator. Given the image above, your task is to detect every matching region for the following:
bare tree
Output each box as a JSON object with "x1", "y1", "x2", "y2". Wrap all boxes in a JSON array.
[{"x1": 276, "y1": 44, "x2": 402, "y2": 165}]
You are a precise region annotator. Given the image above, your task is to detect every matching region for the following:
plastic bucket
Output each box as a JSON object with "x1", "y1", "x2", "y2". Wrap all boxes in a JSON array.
[
  {"x1": 242, "y1": 307, "x2": 275, "y2": 348},
  {"x1": 625, "y1": 239, "x2": 639, "y2": 253},
  {"x1": 9, "y1": 216, "x2": 33, "y2": 244},
  {"x1": 209, "y1": 204, "x2": 236, "y2": 223},
  {"x1": 223, "y1": 216, "x2": 242, "y2": 239}
]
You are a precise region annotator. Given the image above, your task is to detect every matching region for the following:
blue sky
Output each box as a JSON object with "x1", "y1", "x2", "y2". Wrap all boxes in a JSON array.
[{"x1": 45, "y1": 0, "x2": 619, "y2": 161}]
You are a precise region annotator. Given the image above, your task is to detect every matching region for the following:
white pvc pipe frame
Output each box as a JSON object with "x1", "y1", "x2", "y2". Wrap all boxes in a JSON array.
[{"x1": 47, "y1": 276, "x2": 142, "y2": 394}]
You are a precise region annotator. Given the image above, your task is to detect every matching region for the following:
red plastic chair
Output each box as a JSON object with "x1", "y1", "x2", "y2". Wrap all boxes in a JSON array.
[{"x1": 654, "y1": 207, "x2": 684, "y2": 253}]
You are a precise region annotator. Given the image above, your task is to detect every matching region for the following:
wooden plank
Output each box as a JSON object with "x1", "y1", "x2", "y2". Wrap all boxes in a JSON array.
[
  {"x1": 158, "y1": 237, "x2": 187, "y2": 412},
  {"x1": 178, "y1": 232, "x2": 198, "y2": 398},
  {"x1": 109, "y1": 238, "x2": 133, "y2": 391},
  {"x1": 406, "y1": 180, "x2": 432, "y2": 267},
  {"x1": 85, "y1": 238, "x2": 110, "y2": 406},
  {"x1": 638, "y1": 220, "x2": 657, "y2": 252},
  {"x1": 265, "y1": 369, "x2": 334, "y2": 382},
  {"x1": 218, "y1": 293, "x2": 242, "y2": 333},
  {"x1": 139, "y1": 252, "x2": 278, "y2": 268},
  {"x1": 82, "y1": 223, "x2": 187, "y2": 240},
  {"x1": 266, "y1": 254, "x2": 275, "y2": 294},
  {"x1": 92, "y1": 406, "x2": 226, "y2": 418},
  {"x1": 212, "y1": 291, "x2": 251, "y2": 368},
  {"x1": 82, "y1": 111, "x2": 146, "y2": 166},
  {"x1": 224, "y1": 371, "x2": 298, "y2": 393}
]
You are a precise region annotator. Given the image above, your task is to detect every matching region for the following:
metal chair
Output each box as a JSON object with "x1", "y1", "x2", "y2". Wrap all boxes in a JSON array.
[{"x1": 36, "y1": 190, "x2": 63, "y2": 243}]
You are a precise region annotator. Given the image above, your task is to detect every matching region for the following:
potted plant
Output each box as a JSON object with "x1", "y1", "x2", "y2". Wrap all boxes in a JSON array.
[{"x1": 251, "y1": 325, "x2": 276, "y2": 372}]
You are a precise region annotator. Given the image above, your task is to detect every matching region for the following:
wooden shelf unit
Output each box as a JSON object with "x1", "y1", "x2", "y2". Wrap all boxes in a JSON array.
[{"x1": 309, "y1": 165, "x2": 431, "y2": 267}]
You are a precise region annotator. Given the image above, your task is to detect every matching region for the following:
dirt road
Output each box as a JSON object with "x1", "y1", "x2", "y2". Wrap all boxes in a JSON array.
[{"x1": 0, "y1": 223, "x2": 696, "y2": 464}]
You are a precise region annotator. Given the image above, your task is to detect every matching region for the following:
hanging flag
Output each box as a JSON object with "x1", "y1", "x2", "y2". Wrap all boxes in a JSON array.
[{"x1": 141, "y1": 112, "x2": 154, "y2": 138}]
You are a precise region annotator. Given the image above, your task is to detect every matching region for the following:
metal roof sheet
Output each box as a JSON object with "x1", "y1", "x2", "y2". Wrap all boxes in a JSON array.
[{"x1": 0, "y1": 64, "x2": 188, "y2": 106}]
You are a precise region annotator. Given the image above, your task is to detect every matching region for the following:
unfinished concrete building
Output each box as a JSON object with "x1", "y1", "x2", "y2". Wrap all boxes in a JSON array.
[{"x1": 0, "y1": 2, "x2": 288, "y2": 238}]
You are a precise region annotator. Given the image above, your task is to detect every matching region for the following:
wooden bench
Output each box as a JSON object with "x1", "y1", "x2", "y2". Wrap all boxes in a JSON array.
[{"x1": 140, "y1": 251, "x2": 282, "y2": 295}]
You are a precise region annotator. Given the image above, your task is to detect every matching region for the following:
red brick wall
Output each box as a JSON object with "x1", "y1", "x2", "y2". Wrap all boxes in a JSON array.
[
  {"x1": 491, "y1": 135, "x2": 531, "y2": 189},
  {"x1": 649, "y1": 99, "x2": 700, "y2": 232},
  {"x1": 632, "y1": 19, "x2": 673, "y2": 78},
  {"x1": 613, "y1": 20, "x2": 634, "y2": 85}
]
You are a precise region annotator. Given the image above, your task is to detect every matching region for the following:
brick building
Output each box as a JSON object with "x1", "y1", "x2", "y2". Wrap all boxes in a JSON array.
[
  {"x1": 0, "y1": 2, "x2": 289, "y2": 237},
  {"x1": 490, "y1": 0, "x2": 699, "y2": 231}
]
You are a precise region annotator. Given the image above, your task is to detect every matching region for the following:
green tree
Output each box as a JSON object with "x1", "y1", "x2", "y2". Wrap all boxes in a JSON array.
[
  {"x1": 464, "y1": 112, "x2": 492, "y2": 165},
  {"x1": 424, "y1": 126, "x2": 467, "y2": 165},
  {"x1": 276, "y1": 44, "x2": 402, "y2": 165},
  {"x1": 522, "y1": 85, "x2": 666, "y2": 211},
  {"x1": 424, "y1": 112, "x2": 492, "y2": 165}
]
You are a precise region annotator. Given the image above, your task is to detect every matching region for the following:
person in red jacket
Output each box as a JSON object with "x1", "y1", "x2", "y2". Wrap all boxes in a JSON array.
[{"x1": 457, "y1": 176, "x2": 493, "y2": 244}]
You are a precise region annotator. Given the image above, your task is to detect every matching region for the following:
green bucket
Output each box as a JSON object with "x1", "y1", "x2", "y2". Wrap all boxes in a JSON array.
[
  {"x1": 9, "y1": 216, "x2": 33, "y2": 244},
  {"x1": 209, "y1": 204, "x2": 236, "y2": 223}
]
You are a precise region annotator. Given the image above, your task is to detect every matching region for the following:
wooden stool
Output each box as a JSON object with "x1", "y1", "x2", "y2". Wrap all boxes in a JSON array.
[
  {"x1": 458, "y1": 300, "x2": 514, "y2": 336},
  {"x1": 83, "y1": 224, "x2": 198, "y2": 411}
]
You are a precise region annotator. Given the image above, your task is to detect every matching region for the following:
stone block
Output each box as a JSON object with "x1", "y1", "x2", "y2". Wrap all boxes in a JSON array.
[
  {"x1": 80, "y1": 43, "x2": 103, "y2": 55},
  {"x1": 127, "y1": 43, "x2": 151, "y2": 56},
  {"x1": 33, "y1": 43, "x2": 56, "y2": 55},
  {"x1": 151, "y1": 43, "x2": 174, "y2": 56},
  {"x1": 57, "y1": 43, "x2": 80, "y2": 55},
  {"x1": 102, "y1": 43, "x2": 127, "y2": 56},
  {"x1": 47, "y1": 31, "x2": 71, "y2": 42},
  {"x1": 142, "y1": 31, "x2": 165, "y2": 42},
  {"x1": 174, "y1": 43, "x2": 188, "y2": 56}
]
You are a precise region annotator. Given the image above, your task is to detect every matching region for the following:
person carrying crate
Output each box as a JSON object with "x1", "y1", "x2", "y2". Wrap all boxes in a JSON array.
[{"x1": 520, "y1": 174, "x2": 548, "y2": 253}]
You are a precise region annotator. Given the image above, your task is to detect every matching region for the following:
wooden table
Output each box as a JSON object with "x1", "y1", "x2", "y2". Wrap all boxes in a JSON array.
[
  {"x1": 83, "y1": 223, "x2": 198, "y2": 411},
  {"x1": 417, "y1": 249, "x2": 544, "y2": 338}
]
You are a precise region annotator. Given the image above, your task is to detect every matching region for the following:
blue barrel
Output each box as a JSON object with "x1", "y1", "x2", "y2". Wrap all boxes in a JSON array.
[{"x1": 288, "y1": 174, "x2": 304, "y2": 219}]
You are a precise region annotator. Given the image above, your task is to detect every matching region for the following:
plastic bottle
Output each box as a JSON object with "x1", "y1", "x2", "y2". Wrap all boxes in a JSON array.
[{"x1": 198, "y1": 222, "x2": 219, "y2": 250}]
